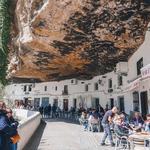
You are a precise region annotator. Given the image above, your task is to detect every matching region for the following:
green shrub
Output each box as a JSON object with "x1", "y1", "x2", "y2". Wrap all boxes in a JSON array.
[{"x1": 0, "y1": 0, "x2": 10, "y2": 85}]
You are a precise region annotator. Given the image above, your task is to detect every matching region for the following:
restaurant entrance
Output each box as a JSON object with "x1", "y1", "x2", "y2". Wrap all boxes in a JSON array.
[{"x1": 140, "y1": 91, "x2": 148, "y2": 119}]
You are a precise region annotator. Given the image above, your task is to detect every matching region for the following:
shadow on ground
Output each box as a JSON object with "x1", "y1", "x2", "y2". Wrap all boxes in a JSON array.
[
  {"x1": 23, "y1": 120, "x2": 47, "y2": 150},
  {"x1": 23, "y1": 119, "x2": 79, "y2": 150}
]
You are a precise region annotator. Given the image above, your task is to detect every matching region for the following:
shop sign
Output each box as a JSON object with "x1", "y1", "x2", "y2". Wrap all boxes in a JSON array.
[{"x1": 141, "y1": 64, "x2": 150, "y2": 79}]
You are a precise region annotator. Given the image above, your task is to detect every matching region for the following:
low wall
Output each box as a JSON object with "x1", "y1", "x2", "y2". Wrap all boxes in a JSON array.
[{"x1": 13, "y1": 109, "x2": 41, "y2": 150}]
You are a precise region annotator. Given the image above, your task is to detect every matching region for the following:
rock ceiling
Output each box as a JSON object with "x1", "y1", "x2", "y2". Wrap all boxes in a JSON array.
[{"x1": 8, "y1": 0, "x2": 150, "y2": 82}]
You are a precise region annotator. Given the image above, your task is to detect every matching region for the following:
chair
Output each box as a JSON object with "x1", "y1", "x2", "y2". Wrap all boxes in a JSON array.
[
  {"x1": 88, "y1": 118, "x2": 100, "y2": 132},
  {"x1": 114, "y1": 133, "x2": 130, "y2": 150},
  {"x1": 144, "y1": 138, "x2": 150, "y2": 150}
]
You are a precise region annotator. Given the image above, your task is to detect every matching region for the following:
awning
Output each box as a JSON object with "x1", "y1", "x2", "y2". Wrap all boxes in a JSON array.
[
  {"x1": 124, "y1": 64, "x2": 150, "y2": 92},
  {"x1": 124, "y1": 77, "x2": 141, "y2": 92}
]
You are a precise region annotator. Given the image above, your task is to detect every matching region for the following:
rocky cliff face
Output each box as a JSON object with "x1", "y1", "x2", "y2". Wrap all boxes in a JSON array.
[{"x1": 8, "y1": 0, "x2": 150, "y2": 82}]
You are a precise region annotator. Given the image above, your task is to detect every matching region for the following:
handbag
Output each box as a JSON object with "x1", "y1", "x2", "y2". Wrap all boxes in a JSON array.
[{"x1": 10, "y1": 133, "x2": 21, "y2": 144}]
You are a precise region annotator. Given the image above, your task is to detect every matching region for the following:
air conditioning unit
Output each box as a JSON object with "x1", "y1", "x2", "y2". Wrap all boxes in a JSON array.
[
  {"x1": 108, "y1": 88, "x2": 113, "y2": 93},
  {"x1": 71, "y1": 79, "x2": 78, "y2": 85}
]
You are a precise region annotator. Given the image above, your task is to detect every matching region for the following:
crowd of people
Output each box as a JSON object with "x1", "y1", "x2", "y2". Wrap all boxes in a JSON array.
[
  {"x1": 0, "y1": 101, "x2": 20, "y2": 150},
  {"x1": 1, "y1": 99, "x2": 150, "y2": 149},
  {"x1": 14, "y1": 100, "x2": 34, "y2": 110},
  {"x1": 79, "y1": 106, "x2": 150, "y2": 147},
  {"x1": 38, "y1": 104, "x2": 62, "y2": 118}
]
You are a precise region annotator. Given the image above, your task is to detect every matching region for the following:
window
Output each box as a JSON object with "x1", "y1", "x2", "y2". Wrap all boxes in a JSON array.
[
  {"x1": 29, "y1": 85, "x2": 32, "y2": 91},
  {"x1": 23, "y1": 85, "x2": 27, "y2": 92},
  {"x1": 85, "y1": 84, "x2": 88, "y2": 91},
  {"x1": 55, "y1": 86, "x2": 57, "y2": 91},
  {"x1": 44, "y1": 86, "x2": 47, "y2": 91},
  {"x1": 137, "y1": 58, "x2": 143, "y2": 75},
  {"x1": 94, "y1": 83, "x2": 98, "y2": 91},
  {"x1": 108, "y1": 79, "x2": 112, "y2": 89},
  {"x1": 118, "y1": 75, "x2": 123, "y2": 86},
  {"x1": 64, "y1": 85, "x2": 68, "y2": 94}
]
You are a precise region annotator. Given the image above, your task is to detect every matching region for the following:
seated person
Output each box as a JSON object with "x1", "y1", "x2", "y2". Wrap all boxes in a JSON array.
[
  {"x1": 130, "y1": 112, "x2": 144, "y2": 132},
  {"x1": 114, "y1": 115, "x2": 131, "y2": 137},
  {"x1": 121, "y1": 112, "x2": 130, "y2": 123},
  {"x1": 79, "y1": 112, "x2": 88, "y2": 130},
  {"x1": 88, "y1": 110, "x2": 99, "y2": 132},
  {"x1": 144, "y1": 114, "x2": 150, "y2": 132}
]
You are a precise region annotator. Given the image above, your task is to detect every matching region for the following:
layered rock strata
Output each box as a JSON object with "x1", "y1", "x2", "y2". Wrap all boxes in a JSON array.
[{"x1": 8, "y1": 0, "x2": 150, "y2": 82}]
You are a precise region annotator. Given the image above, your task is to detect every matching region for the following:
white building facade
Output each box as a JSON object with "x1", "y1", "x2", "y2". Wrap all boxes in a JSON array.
[{"x1": 4, "y1": 25, "x2": 150, "y2": 115}]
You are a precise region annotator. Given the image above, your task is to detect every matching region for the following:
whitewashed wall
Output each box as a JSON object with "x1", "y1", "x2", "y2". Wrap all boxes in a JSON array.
[
  {"x1": 14, "y1": 109, "x2": 41, "y2": 150},
  {"x1": 4, "y1": 26, "x2": 150, "y2": 115}
]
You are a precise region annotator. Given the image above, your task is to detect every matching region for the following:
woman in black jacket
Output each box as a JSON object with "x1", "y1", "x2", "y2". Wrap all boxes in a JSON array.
[
  {"x1": 0, "y1": 102, "x2": 17, "y2": 150},
  {"x1": 6, "y1": 108, "x2": 19, "y2": 150}
]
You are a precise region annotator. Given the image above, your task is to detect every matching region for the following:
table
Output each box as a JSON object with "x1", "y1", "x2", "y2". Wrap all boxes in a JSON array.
[{"x1": 129, "y1": 132, "x2": 150, "y2": 150}]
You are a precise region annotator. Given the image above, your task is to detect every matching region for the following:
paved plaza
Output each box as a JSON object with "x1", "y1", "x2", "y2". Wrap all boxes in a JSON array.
[{"x1": 24, "y1": 119, "x2": 146, "y2": 150}]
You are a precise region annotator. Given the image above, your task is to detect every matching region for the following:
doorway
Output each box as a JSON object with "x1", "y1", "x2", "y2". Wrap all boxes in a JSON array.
[
  {"x1": 53, "y1": 99, "x2": 58, "y2": 107},
  {"x1": 133, "y1": 91, "x2": 140, "y2": 112},
  {"x1": 92, "y1": 98, "x2": 99, "y2": 109},
  {"x1": 41, "y1": 97, "x2": 49, "y2": 107},
  {"x1": 140, "y1": 91, "x2": 148, "y2": 119},
  {"x1": 63, "y1": 99, "x2": 68, "y2": 111},
  {"x1": 118, "y1": 97, "x2": 125, "y2": 112},
  {"x1": 110, "y1": 98, "x2": 114, "y2": 109},
  {"x1": 73, "y1": 99, "x2": 77, "y2": 109}
]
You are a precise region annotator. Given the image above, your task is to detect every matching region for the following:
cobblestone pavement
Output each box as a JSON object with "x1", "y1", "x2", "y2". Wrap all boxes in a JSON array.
[{"x1": 37, "y1": 120, "x2": 145, "y2": 150}]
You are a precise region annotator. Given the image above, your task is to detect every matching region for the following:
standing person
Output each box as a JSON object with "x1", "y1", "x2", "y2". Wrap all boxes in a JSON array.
[
  {"x1": 43, "y1": 106, "x2": 48, "y2": 118},
  {"x1": 39, "y1": 106, "x2": 44, "y2": 118},
  {"x1": 47, "y1": 104, "x2": 51, "y2": 118},
  {"x1": 101, "y1": 106, "x2": 118, "y2": 146},
  {"x1": 52, "y1": 104, "x2": 57, "y2": 118},
  {"x1": 0, "y1": 101, "x2": 17, "y2": 150},
  {"x1": 6, "y1": 108, "x2": 19, "y2": 150}
]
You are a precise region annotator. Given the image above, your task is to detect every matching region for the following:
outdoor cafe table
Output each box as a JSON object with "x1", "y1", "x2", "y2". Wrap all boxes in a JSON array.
[{"x1": 129, "y1": 132, "x2": 150, "y2": 150}]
